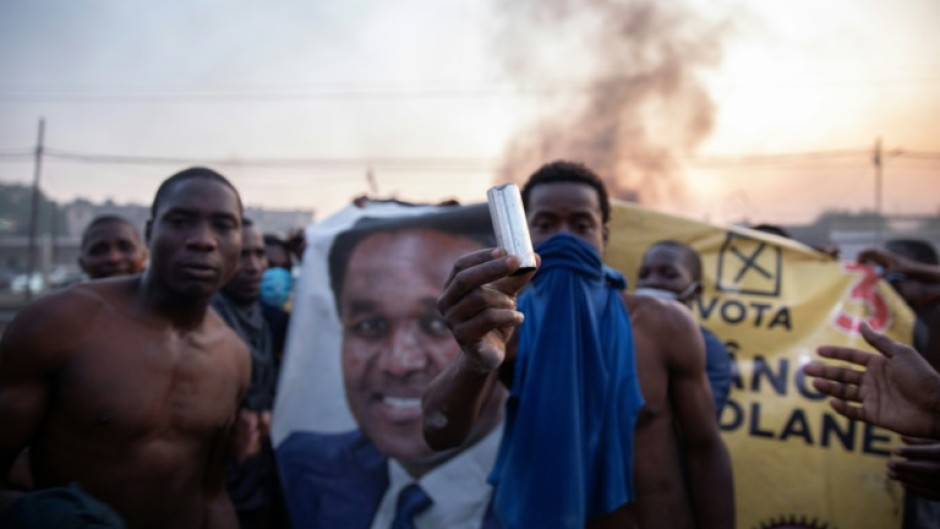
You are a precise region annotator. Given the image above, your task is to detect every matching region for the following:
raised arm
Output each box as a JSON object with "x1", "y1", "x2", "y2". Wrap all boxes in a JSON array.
[
  {"x1": 805, "y1": 323, "x2": 940, "y2": 439},
  {"x1": 858, "y1": 247, "x2": 940, "y2": 284},
  {"x1": 665, "y1": 305, "x2": 735, "y2": 529},
  {"x1": 422, "y1": 248, "x2": 535, "y2": 450}
]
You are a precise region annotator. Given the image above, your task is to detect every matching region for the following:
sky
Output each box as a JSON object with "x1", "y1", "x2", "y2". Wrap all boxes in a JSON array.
[{"x1": 0, "y1": 0, "x2": 937, "y2": 226}]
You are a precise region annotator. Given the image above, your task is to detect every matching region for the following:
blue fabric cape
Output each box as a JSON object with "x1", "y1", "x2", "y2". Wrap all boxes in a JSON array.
[{"x1": 489, "y1": 233, "x2": 644, "y2": 529}]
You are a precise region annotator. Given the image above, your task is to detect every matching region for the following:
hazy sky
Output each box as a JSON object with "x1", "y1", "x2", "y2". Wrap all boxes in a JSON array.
[{"x1": 0, "y1": 0, "x2": 937, "y2": 225}]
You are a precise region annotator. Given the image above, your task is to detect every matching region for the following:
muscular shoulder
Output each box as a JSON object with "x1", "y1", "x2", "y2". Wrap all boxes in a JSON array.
[
  {"x1": 0, "y1": 285, "x2": 106, "y2": 381},
  {"x1": 623, "y1": 292, "x2": 704, "y2": 368},
  {"x1": 2, "y1": 281, "x2": 134, "y2": 358},
  {"x1": 623, "y1": 292, "x2": 699, "y2": 336}
]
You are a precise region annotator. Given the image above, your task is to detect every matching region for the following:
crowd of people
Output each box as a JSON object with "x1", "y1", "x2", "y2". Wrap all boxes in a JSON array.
[{"x1": 0, "y1": 162, "x2": 937, "y2": 529}]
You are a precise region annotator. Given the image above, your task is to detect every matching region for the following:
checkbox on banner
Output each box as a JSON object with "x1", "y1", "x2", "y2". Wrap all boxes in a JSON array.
[{"x1": 716, "y1": 232, "x2": 782, "y2": 297}]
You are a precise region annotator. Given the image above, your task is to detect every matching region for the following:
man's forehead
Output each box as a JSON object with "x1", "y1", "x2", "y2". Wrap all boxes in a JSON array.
[
  {"x1": 242, "y1": 226, "x2": 265, "y2": 248},
  {"x1": 156, "y1": 178, "x2": 241, "y2": 217},
  {"x1": 528, "y1": 182, "x2": 601, "y2": 212},
  {"x1": 353, "y1": 229, "x2": 480, "y2": 258},
  {"x1": 87, "y1": 220, "x2": 138, "y2": 238},
  {"x1": 646, "y1": 245, "x2": 692, "y2": 269},
  {"x1": 83, "y1": 221, "x2": 141, "y2": 246}
]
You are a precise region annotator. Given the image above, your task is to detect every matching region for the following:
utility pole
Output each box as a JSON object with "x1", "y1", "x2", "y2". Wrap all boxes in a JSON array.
[
  {"x1": 872, "y1": 137, "x2": 883, "y2": 245},
  {"x1": 50, "y1": 201, "x2": 58, "y2": 268},
  {"x1": 25, "y1": 117, "x2": 45, "y2": 300},
  {"x1": 366, "y1": 168, "x2": 378, "y2": 196}
]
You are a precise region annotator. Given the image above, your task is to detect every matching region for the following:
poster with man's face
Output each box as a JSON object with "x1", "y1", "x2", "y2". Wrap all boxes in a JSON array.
[{"x1": 273, "y1": 201, "x2": 507, "y2": 529}]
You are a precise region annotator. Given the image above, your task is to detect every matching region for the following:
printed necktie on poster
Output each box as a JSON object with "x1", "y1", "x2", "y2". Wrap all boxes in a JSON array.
[{"x1": 390, "y1": 483, "x2": 432, "y2": 529}]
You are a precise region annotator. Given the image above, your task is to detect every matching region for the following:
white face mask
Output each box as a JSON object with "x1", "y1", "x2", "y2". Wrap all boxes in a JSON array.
[
  {"x1": 634, "y1": 283, "x2": 698, "y2": 302},
  {"x1": 634, "y1": 287, "x2": 678, "y2": 300}
]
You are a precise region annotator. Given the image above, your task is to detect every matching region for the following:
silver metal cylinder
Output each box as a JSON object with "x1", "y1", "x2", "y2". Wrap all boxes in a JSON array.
[{"x1": 487, "y1": 183, "x2": 537, "y2": 275}]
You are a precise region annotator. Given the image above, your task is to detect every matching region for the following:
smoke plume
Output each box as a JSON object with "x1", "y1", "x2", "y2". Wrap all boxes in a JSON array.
[{"x1": 494, "y1": 0, "x2": 727, "y2": 206}]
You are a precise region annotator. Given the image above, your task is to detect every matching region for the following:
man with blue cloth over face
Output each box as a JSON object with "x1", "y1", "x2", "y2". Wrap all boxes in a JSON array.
[{"x1": 423, "y1": 161, "x2": 735, "y2": 529}]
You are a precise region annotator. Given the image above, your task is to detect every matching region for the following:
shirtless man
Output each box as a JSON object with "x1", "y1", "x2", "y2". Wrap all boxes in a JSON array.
[
  {"x1": 78, "y1": 215, "x2": 148, "y2": 280},
  {"x1": 0, "y1": 167, "x2": 251, "y2": 528},
  {"x1": 4, "y1": 218, "x2": 149, "y2": 492},
  {"x1": 424, "y1": 161, "x2": 734, "y2": 528}
]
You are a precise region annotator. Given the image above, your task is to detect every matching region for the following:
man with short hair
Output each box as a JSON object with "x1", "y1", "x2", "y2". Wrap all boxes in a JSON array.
[
  {"x1": 636, "y1": 240, "x2": 733, "y2": 415},
  {"x1": 78, "y1": 215, "x2": 148, "y2": 279},
  {"x1": 277, "y1": 206, "x2": 505, "y2": 529},
  {"x1": 424, "y1": 161, "x2": 734, "y2": 529},
  {"x1": 211, "y1": 219, "x2": 286, "y2": 529},
  {"x1": 262, "y1": 234, "x2": 293, "y2": 272},
  {"x1": 0, "y1": 167, "x2": 251, "y2": 529}
]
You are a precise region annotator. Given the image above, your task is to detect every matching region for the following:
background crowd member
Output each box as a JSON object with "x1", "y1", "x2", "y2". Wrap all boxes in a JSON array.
[
  {"x1": 262, "y1": 234, "x2": 293, "y2": 272},
  {"x1": 260, "y1": 234, "x2": 294, "y2": 360},
  {"x1": 78, "y1": 215, "x2": 148, "y2": 280},
  {"x1": 277, "y1": 206, "x2": 506, "y2": 529},
  {"x1": 425, "y1": 161, "x2": 734, "y2": 529},
  {"x1": 0, "y1": 167, "x2": 251, "y2": 528},
  {"x1": 635, "y1": 240, "x2": 733, "y2": 416},
  {"x1": 5, "y1": 214, "x2": 152, "y2": 492},
  {"x1": 212, "y1": 220, "x2": 289, "y2": 529}
]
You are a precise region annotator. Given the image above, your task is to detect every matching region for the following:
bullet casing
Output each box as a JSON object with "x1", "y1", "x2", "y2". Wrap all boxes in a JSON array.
[{"x1": 487, "y1": 184, "x2": 537, "y2": 275}]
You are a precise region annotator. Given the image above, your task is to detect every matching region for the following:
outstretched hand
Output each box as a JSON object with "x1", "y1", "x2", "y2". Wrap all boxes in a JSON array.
[
  {"x1": 437, "y1": 248, "x2": 538, "y2": 371},
  {"x1": 804, "y1": 323, "x2": 940, "y2": 439}
]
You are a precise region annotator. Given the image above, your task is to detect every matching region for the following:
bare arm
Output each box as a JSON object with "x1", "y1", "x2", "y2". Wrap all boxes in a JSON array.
[
  {"x1": 858, "y1": 248, "x2": 940, "y2": 284},
  {"x1": 422, "y1": 248, "x2": 535, "y2": 450},
  {"x1": 0, "y1": 297, "x2": 73, "y2": 508},
  {"x1": 805, "y1": 323, "x2": 940, "y2": 439},
  {"x1": 665, "y1": 306, "x2": 735, "y2": 529}
]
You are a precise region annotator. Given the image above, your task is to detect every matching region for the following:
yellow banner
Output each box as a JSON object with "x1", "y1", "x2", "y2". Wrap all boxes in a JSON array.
[{"x1": 605, "y1": 201, "x2": 913, "y2": 529}]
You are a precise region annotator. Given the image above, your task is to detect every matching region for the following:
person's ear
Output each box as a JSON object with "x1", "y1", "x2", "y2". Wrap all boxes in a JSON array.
[{"x1": 602, "y1": 225, "x2": 610, "y2": 250}]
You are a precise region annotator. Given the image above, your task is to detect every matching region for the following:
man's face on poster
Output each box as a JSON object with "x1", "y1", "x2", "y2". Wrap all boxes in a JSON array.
[{"x1": 338, "y1": 228, "x2": 484, "y2": 464}]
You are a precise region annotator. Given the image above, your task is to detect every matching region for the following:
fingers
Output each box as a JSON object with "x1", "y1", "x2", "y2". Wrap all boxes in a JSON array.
[
  {"x1": 439, "y1": 248, "x2": 532, "y2": 312},
  {"x1": 815, "y1": 344, "x2": 877, "y2": 366},
  {"x1": 827, "y1": 399, "x2": 866, "y2": 422},
  {"x1": 888, "y1": 459, "x2": 940, "y2": 499},
  {"x1": 896, "y1": 443, "x2": 940, "y2": 461},
  {"x1": 492, "y1": 253, "x2": 541, "y2": 297},
  {"x1": 804, "y1": 361, "x2": 865, "y2": 389},
  {"x1": 811, "y1": 378, "x2": 863, "y2": 404},
  {"x1": 901, "y1": 436, "x2": 940, "y2": 446},
  {"x1": 440, "y1": 249, "x2": 510, "y2": 302},
  {"x1": 449, "y1": 308, "x2": 523, "y2": 340},
  {"x1": 859, "y1": 323, "x2": 899, "y2": 358}
]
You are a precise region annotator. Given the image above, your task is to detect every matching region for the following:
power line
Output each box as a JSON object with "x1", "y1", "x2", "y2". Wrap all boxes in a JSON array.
[
  {"x1": 1, "y1": 74, "x2": 939, "y2": 104},
  {"x1": 1, "y1": 146, "x2": 937, "y2": 172}
]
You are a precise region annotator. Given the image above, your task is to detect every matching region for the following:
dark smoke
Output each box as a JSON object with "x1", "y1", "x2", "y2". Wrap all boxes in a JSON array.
[{"x1": 495, "y1": 0, "x2": 727, "y2": 206}]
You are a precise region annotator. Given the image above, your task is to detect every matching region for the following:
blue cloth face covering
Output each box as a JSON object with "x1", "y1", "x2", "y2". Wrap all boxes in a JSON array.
[
  {"x1": 489, "y1": 232, "x2": 644, "y2": 529},
  {"x1": 260, "y1": 267, "x2": 293, "y2": 309}
]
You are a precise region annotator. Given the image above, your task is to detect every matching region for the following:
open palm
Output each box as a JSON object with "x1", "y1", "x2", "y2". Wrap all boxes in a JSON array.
[{"x1": 805, "y1": 323, "x2": 940, "y2": 439}]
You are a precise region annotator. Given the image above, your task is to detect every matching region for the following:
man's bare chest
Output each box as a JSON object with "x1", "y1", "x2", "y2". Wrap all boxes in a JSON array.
[{"x1": 53, "y1": 339, "x2": 240, "y2": 440}]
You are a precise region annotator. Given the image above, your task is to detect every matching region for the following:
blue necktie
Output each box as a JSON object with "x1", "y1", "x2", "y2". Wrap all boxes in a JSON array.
[{"x1": 390, "y1": 483, "x2": 432, "y2": 529}]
